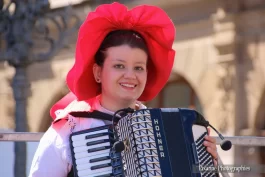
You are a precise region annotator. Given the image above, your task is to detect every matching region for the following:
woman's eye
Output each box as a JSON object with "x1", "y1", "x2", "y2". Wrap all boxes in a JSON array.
[
  {"x1": 135, "y1": 66, "x2": 144, "y2": 71},
  {"x1": 114, "y1": 64, "x2": 124, "y2": 69}
]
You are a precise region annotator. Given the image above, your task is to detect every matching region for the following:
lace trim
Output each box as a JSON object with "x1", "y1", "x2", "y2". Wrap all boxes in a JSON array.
[{"x1": 66, "y1": 115, "x2": 77, "y2": 166}]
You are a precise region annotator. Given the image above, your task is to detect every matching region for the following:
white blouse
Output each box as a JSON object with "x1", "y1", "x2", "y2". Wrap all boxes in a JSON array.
[{"x1": 28, "y1": 96, "x2": 146, "y2": 177}]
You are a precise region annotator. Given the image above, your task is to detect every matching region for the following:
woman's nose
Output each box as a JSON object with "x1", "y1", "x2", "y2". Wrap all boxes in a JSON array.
[{"x1": 123, "y1": 68, "x2": 136, "y2": 79}]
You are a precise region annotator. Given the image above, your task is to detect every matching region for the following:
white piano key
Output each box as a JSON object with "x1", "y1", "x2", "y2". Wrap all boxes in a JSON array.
[
  {"x1": 71, "y1": 129, "x2": 109, "y2": 142},
  {"x1": 192, "y1": 125, "x2": 206, "y2": 141},
  {"x1": 72, "y1": 135, "x2": 110, "y2": 147},
  {"x1": 90, "y1": 171, "x2": 112, "y2": 177},
  {"x1": 73, "y1": 142, "x2": 111, "y2": 154},
  {"x1": 74, "y1": 149, "x2": 111, "y2": 159},
  {"x1": 78, "y1": 166, "x2": 112, "y2": 177},
  {"x1": 76, "y1": 159, "x2": 111, "y2": 171},
  {"x1": 80, "y1": 170, "x2": 112, "y2": 177},
  {"x1": 73, "y1": 142, "x2": 111, "y2": 153},
  {"x1": 75, "y1": 152, "x2": 110, "y2": 165}
]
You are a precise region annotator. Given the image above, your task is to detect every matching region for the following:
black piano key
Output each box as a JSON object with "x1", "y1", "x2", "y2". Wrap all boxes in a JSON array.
[
  {"x1": 197, "y1": 144, "x2": 206, "y2": 152},
  {"x1": 196, "y1": 135, "x2": 207, "y2": 152},
  {"x1": 85, "y1": 132, "x2": 114, "y2": 139},
  {"x1": 90, "y1": 156, "x2": 111, "y2": 163},
  {"x1": 87, "y1": 146, "x2": 112, "y2": 153},
  {"x1": 91, "y1": 163, "x2": 112, "y2": 170},
  {"x1": 86, "y1": 139, "x2": 115, "y2": 146},
  {"x1": 201, "y1": 156, "x2": 213, "y2": 166},
  {"x1": 196, "y1": 133, "x2": 207, "y2": 143}
]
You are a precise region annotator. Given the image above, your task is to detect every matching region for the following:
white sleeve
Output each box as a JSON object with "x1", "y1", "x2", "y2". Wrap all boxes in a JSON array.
[
  {"x1": 28, "y1": 115, "x2": 110, "y2": 177},
  {"x1": 28, "y1": 124, "x2": 69, "y2": 177}
]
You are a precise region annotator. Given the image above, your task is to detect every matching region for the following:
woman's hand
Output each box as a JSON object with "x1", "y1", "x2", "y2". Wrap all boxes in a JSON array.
[{"x1": 204, "y1": 128, "x2": 218, "y2": 166}]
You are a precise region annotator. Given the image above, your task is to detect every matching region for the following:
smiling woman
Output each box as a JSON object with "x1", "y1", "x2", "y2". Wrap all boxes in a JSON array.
[
  {"x1": 28, "y1": 2, "x2": 218, "y2": 177},
  {"x1": 93, "y1": 45, "x2": 148, "y2": 111},
  {"x1": 92, "y1": 30, "x2": 149, "y2": 111}
]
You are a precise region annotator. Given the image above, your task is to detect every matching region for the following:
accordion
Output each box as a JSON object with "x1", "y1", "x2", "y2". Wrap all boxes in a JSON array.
[{"x1": 69, "y1": 108, "x2": 217, "y2": 177}]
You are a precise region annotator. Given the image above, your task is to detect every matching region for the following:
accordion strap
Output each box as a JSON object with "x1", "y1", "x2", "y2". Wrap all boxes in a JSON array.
[{"x1": 69, "y1": 110, "x2": 114, "y2": 122}]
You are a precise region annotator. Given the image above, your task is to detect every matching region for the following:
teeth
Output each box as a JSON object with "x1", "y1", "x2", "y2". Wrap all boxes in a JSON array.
[{"x1": 120, "y1": 83, "x2": 135, "y2": 88}]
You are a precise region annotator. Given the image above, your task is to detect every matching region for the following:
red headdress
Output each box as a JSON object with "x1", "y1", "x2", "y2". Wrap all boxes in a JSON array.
[{"x1": 50, "y1": 2, "x2": 175, "y2": 120}]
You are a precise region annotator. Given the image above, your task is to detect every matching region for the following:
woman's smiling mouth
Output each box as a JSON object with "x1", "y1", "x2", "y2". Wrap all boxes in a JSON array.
[{"x1": 120, "y1": 83, "x2": 137, "y2": 89}]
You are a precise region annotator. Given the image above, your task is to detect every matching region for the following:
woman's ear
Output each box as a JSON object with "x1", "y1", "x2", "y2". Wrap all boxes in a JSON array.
[{"x1": 93, "y1": 63, "x2": 102, "y2": 83}]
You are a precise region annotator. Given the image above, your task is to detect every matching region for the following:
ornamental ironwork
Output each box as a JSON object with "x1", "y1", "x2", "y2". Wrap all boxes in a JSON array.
[{"x1": 0, "y1": 1, "x2": 81, "y2": 177}]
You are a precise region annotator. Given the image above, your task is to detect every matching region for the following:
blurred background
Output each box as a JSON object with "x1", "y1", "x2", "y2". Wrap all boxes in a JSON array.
[{"x1": 0, "y1": 0, "x2": 264, "y2": 177}]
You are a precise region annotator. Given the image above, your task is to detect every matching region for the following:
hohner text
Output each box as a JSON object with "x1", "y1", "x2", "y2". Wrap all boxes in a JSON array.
[{"x1": 153, "y1": 119, "x2": 165, "y2": 158}]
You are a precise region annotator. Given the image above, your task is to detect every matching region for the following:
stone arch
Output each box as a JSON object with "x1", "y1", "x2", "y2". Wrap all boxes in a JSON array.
[
  {"x1": 147, "y1": 72, "x2": 203, "y2": 114},
  {"x1": 171, "y1": 39, "x2": 219, "y2": 119},
  {"x1": 38, "y1": 85, "x2": 69, "y2": 132}
]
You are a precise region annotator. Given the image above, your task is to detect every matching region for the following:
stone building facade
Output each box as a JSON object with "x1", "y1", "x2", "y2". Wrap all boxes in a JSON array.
[{"x1": 0, "y1": 0, "x2": 264, "y2": 177}]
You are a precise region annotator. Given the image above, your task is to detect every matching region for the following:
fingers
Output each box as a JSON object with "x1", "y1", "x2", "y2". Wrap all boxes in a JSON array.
[
  {"x1": 205, "y1": 145, "x2": 218, "y2": 158},
  {"x1": 205, "y1": 144, "x2": 218, "y2": 167},
  {"x1": 204, "y1": 136, "x2": 217, "y2": 153},
  {"x1": 204, "y1": 135, "x2": 216, "y2": 144},
  {"x1": 213, "y1": 158, "x2": 218, "y2": 166}
]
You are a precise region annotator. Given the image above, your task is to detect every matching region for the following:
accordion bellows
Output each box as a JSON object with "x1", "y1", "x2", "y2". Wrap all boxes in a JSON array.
[{"x1": 70, "y1": 108, "x2": 217, "y2": 177}]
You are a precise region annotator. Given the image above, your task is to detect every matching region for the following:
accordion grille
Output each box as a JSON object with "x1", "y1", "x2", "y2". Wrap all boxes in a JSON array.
[
  {"x1": 116, "y1": 115, "x2": 139, "y2": 176},
  {"x1": 116, "y1": 110, "x2": 162, "y2": 177}
]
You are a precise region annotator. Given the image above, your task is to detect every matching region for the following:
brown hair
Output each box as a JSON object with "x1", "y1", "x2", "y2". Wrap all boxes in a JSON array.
[{"x1": 95, "y1": 30, "x2": 149, "y2": 66}]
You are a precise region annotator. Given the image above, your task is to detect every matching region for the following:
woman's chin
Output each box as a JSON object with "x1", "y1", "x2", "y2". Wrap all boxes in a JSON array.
[{"x1": 118, "y1": 95, "x2": 139, "y2": 104}]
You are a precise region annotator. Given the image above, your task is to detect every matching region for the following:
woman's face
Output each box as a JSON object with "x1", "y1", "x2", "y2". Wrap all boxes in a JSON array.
[{"x1": 94, "y1": 45, "x2": 148, "y2": 106}]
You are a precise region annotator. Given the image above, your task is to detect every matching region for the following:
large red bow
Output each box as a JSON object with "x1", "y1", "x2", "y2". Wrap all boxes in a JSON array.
[
  {"x1": 67, "y1": 2, "x2": 175, "y2": 102},
  {"x1": 50, "y1": 2, "x2": 176, "y2": 120}
]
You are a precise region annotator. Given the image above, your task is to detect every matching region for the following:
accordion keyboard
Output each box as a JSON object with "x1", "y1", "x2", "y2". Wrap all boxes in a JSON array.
[{"x1": 70, "y1": 126, "x2": 123, "y2": 177}]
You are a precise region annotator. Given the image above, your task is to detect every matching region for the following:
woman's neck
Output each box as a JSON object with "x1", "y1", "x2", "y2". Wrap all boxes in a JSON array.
[{"x1": 99, "y1": 95, "x2": 136, "y2": 112}]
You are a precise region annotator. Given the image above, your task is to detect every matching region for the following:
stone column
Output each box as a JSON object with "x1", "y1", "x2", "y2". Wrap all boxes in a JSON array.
[{"x1": 212, "y1": 6, "x2": 238, "y2": 176}]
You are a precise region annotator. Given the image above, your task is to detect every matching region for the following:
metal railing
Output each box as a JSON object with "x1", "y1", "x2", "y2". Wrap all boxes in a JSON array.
[{"x1": 1, "y1": 133, "x2": 265, "y2": 177}]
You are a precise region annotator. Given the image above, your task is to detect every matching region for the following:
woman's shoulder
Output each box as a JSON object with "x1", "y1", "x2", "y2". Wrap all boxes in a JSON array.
[
  {"x1": 53, "y1": 99, "x2": 93, "y2": 123},
  {"x1": 40, "y1": 118, "x2": 71, "y2": 146},
  {"x1": 42, "y1": 98, "x2": 92, "y2": 144}
]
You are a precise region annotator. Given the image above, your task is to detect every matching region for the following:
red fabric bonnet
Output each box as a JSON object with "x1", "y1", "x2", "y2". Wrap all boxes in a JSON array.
[{"x1": 50, "y1": 2, "x2": 176, "y2": 119}]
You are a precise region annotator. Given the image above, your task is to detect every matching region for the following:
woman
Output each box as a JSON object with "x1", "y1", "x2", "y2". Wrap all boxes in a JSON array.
[{"x1": 28, "y1": 2, "x2": 218, "y2": 177}]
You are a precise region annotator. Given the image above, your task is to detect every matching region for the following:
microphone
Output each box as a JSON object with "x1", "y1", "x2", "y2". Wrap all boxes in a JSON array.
[
  {"x1": 208, "y1": 124, "x2": 232, "y2": 151},
  {"x1": 112, "y1": 107, "x2": 135, "y2": 126},
  {"x1": 113, "y1": 141, "x2": 125, "y2": 152},
  {"x1": 195, "y1": 112, "x2": 232, "y2": 151},
  {"x1": 111, "y1": 108, "x2": 135, "y2": 152}
]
